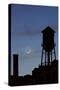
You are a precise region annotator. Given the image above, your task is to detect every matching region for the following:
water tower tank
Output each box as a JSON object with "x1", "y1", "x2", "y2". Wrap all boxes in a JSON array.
[{"x1": 42, "y1": 26, "x2": 55, "y2": 52}]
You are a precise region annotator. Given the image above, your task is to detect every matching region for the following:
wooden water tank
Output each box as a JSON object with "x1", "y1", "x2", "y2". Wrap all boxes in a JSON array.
[{"x1": 42, "y1": 26, "x2": 55, "y2": 52}]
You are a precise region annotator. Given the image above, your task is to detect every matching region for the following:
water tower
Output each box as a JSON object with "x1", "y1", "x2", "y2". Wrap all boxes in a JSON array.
[{"x1": 41, "y1": 26, "x2": 56, "y2": 66}]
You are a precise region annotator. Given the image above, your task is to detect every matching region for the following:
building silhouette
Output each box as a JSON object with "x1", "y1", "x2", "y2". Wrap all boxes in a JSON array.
[{"x1": 13, "y1": 54, "x2": 18, "y2": 76}]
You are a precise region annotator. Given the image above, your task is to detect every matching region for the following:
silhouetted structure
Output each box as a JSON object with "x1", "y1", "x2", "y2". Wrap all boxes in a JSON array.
[
  {"x1": 41, "y1": 26, "x2": 56, "y2": 66},
  {"x1": 13, "y1": 54, "x2": 18, "y2": 76},
  {"x1": 9, "y1": 60, "x2": 58, "y2": 86},
  {"x1": 8, "y1": 4, "x2": 11, "y2": 85},
  {"x1": 9, "y1": 26, "x2": 58, "y2": 86}
]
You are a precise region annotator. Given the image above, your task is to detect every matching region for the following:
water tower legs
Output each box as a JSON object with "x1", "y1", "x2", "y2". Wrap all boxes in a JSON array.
[
  {"x1": 54, "y1": 47, "x2": 56, "y2": 60},
  {"x1": 51, "y1": 51, "x2": 52, "y2": 63},
  {"x1": 48, "y1": 52, "x2": 50, "y2": 66},
  {"x1": 41, "y1": 46, "x2": 56, "y2": 66},
  {"x1": 41, "y1": 48, "x2": 43, "y2": 66},
  {"x1": 45, "y1": 51, "x2": 46, "y2": 66}
]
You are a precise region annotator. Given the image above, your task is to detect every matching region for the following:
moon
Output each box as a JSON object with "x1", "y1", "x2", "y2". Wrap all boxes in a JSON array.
[{"x1": 25, "y1": 48, "x2": 32, "y2": 54}]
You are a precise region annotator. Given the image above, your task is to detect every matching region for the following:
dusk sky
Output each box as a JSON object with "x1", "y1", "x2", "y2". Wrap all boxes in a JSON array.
[{"x1": 11, "y1": 4, "x2": 58, "y2": 76}]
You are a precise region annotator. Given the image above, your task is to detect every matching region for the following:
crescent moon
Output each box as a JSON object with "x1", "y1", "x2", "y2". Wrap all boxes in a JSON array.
[{"x1": 25, "y1": 48, "x2": 32, "y2": 54}]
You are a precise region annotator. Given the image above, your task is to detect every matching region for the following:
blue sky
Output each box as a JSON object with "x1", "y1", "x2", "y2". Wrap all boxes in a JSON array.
[{"x1": 11, "y1": 4, "x2": 58, "y2": 76}]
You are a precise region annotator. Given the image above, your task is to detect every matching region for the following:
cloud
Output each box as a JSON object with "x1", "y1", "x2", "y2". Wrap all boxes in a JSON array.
[{"x1": 11, "y1": 25, "x2": 58, "y2": 37}]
